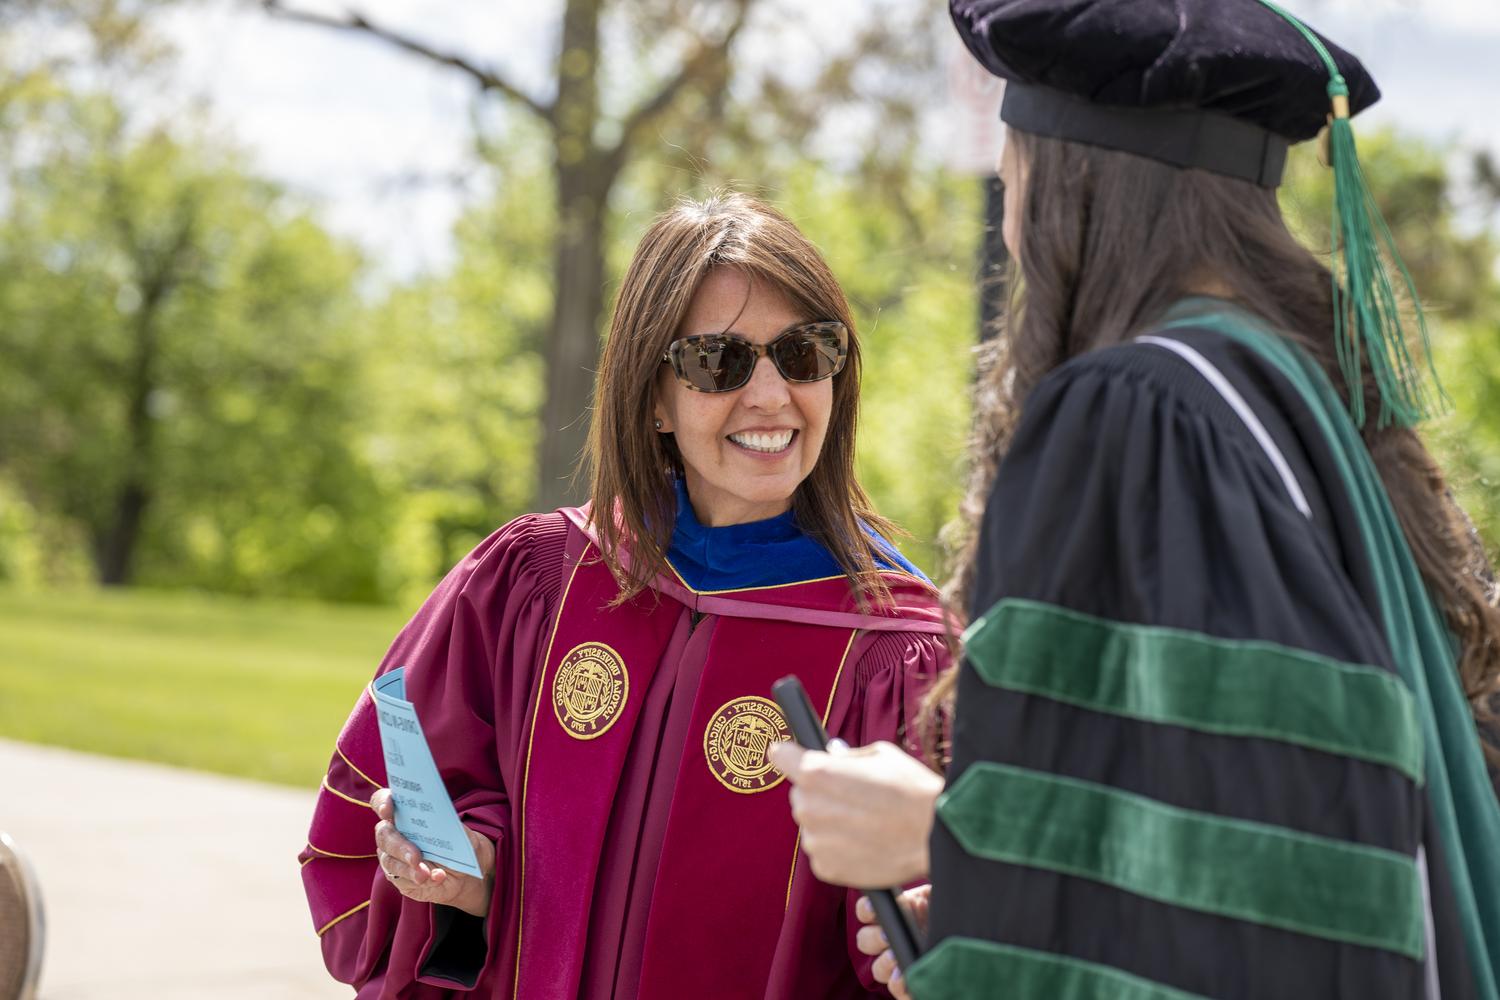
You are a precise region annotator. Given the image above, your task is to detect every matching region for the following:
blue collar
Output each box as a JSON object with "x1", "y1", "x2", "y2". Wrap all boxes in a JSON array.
[{"x1": 665, "y1": 479, "x2": 930, "y2": 592}]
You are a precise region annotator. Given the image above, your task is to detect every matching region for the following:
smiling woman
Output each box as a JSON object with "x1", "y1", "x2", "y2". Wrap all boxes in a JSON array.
[
  {"x1": 297, "y1": 192, "x2": 952, "y2": 1000},
  {"x1": 589, "y1": 193, "x2": 899, "y2": 606}
]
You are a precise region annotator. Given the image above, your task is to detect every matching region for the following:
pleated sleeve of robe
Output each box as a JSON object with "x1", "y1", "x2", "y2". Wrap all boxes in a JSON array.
[
  {"x1": 300, "y1": 512, "x2": 567, "y2": 994},
  {"x1": 299, "y1": 510, "x2": 948, "y2": 999}
]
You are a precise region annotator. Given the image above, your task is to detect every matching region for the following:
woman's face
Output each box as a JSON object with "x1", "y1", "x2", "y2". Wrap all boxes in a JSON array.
[
  {"x1": 654, "y1": 267, "x2": 834, "y2": 527},
  {"x1": 999, "y1": 125, "x2": 1025, "y2": 261}
]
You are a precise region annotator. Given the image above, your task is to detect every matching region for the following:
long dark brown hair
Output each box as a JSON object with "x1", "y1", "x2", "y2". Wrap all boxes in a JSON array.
[
  {"x1": 586, "y1": 192, "x2": 898, "y2": 604},
  {"x1": 926, "y1": 129, "x2": 1500, "y2": 766}
]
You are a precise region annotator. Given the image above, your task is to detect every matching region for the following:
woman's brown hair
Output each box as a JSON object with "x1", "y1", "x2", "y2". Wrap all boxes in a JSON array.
[
  {"x1": 585, "y1": 192, "x2": 898, "y2": 604},
  {"x1": 926, "y1": 129, "x2": 1500, "y2": 766}
]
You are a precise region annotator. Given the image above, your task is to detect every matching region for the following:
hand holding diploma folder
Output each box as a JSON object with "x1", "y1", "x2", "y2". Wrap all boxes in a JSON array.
[{"x1": 372, "y1": 668, "x2": 483, "y2": 879}]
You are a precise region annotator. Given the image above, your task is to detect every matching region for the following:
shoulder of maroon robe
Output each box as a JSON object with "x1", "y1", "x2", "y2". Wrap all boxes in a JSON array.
[
  {"x1": 300, "y1": 511, "x2": 569, "y2": 990},
  {"x1": 835, "y1": 629, "x2": 950, "y2": 752}
]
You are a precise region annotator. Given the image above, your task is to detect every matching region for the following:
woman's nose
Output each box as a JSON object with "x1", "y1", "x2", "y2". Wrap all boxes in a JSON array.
[{"x1": 739, "y1": 352, "x2": 790, "y2": 410}]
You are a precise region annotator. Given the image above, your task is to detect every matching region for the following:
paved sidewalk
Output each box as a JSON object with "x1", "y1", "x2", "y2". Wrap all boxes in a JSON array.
[{"x1": 0, "y1": 739, "x2": 349, "y2": 999}]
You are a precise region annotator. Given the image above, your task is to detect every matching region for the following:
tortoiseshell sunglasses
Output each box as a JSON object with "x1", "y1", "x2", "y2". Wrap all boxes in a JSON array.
[{"x1": 662, "y1": 321, "x2": 848, "y2": 393}]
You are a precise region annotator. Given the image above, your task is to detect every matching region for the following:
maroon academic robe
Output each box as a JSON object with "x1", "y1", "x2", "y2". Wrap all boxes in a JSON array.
[{"x1": 300, "y1": 508, "x2": 949, "y2": 999}]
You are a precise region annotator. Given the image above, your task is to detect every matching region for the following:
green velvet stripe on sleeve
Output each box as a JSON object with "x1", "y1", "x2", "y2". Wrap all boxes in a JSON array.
[
  {"x1": 905, "y1": 938, "x2": 1212, "y2": 1000},
  {"x1": 963, "y1": 599, "x2": 1424, "y2": 783},
  {"x1": 937, "y1": 763, "x2": 1425, "y2": 959}
]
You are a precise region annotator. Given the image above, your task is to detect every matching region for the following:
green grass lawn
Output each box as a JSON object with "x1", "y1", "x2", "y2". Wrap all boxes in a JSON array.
[{"x1": 0, "y1": 586, "x2": 410, "y2": 786}]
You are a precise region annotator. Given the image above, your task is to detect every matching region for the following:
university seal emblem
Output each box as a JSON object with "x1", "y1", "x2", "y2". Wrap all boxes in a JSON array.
[
  {"x1": 703, "y1": 696, "x2": 792, "y2": 793},
  {"x1": 552, "y1": 642, "x2": 628, "y2": 740}
]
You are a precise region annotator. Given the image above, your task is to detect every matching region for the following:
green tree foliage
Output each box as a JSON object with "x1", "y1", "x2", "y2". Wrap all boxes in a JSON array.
[
  {"x1": 362, "y1": 160, "x2": 554, "y2": 601},
  {"x1": 0, "y1": 85, "x2": 390, "y2": 597}
]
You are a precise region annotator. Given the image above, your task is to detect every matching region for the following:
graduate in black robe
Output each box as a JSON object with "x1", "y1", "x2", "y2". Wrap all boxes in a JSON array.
[{"x1": 774, "y1": 2, "x2": 1500, "y2": 998}]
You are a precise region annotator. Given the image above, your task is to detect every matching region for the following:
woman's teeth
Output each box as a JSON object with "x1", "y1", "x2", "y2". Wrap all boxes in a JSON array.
[{"x1": 729, "y1": 430, "x2": 794, "y2": 453}]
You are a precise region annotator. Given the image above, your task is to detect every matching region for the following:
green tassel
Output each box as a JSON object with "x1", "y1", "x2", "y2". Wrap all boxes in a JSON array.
[
  {"x1": 1257, "y1": 1, "x2": 1449, "y2": 428},
  {"x1": 1325, "y1": 77, "x2": 1447, "y2": 427}
]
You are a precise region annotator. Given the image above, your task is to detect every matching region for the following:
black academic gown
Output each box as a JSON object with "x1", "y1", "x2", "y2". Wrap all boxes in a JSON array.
[{"x1": 920, "y1": 318, "x2": 1493, "y2": 1000}]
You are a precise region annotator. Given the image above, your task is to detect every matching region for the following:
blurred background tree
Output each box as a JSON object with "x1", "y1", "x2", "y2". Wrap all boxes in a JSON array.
[
  {"x1": 0, "y1": 106, "x2": 387, "y2": 595},
  {"x1": 0, "y1": 1, "x2": 387, "y2": 596}
]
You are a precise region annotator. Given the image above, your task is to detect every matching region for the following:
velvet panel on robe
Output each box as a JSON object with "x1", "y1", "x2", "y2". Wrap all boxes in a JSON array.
[
  {"x1": 300, "y1": 509, "x2": 950, "y2": 1000},
  {"x1": 918, "y1": 320, "x2": 1494, "y2": 1000}
]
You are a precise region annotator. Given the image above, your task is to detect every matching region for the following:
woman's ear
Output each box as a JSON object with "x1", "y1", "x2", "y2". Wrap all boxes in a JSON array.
[{"x1": 652, "y1": 373, "x2": 675, "y2": 434}]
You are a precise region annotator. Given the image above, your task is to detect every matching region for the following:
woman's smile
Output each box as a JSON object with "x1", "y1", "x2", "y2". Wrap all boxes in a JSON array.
[{"x1": 726, "y1": 428, "x2": 798, "y2": 456}]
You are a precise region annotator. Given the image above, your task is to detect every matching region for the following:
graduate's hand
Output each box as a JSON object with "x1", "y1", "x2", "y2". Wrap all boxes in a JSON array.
[
  {"x1": 371, "y1": 788, "x2": 496, "y2": 918},
  {"x1": 767, "y1": 740, "x2": 943, "y2": 888},
  {"x1": 855, "y1": 886, "x2": 929, "y2": 1000}
]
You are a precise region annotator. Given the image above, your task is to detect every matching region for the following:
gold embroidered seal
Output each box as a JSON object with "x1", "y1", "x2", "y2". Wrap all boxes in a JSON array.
[
  {"x1": 552, "y1": 642, "x2": 628, "y2": 740},
  {"x1": 703, "y1": 696, "x2": 792, "y2": 793}
]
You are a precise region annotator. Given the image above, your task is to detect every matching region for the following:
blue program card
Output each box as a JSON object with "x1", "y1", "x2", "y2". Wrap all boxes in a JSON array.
[{"x1": 371, "y1": 668, "x2": 483, "y2": 878}]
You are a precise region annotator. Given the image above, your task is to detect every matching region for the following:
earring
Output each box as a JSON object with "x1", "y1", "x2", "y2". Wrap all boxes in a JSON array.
[{"x1": 654, "y1": 419, "x2": 663, "y2": 431}]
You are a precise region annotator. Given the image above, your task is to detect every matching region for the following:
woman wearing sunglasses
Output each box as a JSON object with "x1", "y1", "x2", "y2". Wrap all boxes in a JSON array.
[{"x1": 299, "y1": 192, "x2": 950, "y2": 999}]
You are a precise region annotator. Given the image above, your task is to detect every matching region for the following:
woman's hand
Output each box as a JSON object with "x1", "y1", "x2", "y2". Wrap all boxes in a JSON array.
[
  {"x1": 370, "y1": 788, "x2": 496, "y2": 918},
  {"x1": 767, "y1": 740, "x2": 944, "y2": 888},
  {"x1": 855, "y1": 886, "x2": 930, "y2": 1000}
]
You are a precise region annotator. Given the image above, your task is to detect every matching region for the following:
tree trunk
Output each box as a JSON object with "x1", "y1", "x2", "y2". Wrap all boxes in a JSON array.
[
  {"x1": 978, "y1": 175, "x2": 1009, "y2": 343},
  {"x1": 534, "y1": 0, "x2": 605, "y2": 511},
  {"x1": 95, "y1": 304, "x2": 159, "y2": 586},
  {"x1": 96, "y1": 479, "x2": 148, "y2": 585},
  {"x1": 536, "y1": 163, "x2": 608, "y2": 510}
]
